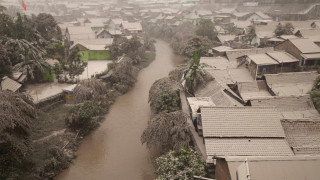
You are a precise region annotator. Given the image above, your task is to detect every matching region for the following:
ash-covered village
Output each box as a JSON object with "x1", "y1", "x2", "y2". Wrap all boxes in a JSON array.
[{"x1": 1, "y1": 0, "x2": 320, "y2": 179}]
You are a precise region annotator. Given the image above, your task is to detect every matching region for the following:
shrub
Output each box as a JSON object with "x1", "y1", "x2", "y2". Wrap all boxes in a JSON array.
[
  {"x1": 154, "y1": 90, "x2": 180, "y2": 114},
  {"x1": 66, "y1": 101, "x2": 102, "y2": 133},
  {"x1": 155, "y1": 147, "x2": 206, "y2": 180}
]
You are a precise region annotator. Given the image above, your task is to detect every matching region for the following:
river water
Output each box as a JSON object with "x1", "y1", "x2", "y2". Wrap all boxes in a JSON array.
[{"x1": 56, "y1": 40, "x2": 184, "y2": 180}]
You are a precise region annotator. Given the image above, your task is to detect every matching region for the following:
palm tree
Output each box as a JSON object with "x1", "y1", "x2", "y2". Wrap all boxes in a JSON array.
[{"x1": 182, "y1": 50, "x2": 208, "y2": 96}]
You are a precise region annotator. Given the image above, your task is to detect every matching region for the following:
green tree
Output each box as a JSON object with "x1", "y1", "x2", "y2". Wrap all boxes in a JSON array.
[
  {"x1": 141, "y1": 111, "x2": 191, "y2": 152},
  {"x1": 155, "y1": 147, "x2": 206, "y2": 180},
  {"x1": 65, "y1": 46, "x2": 87, "y2": 79},
  {"x1": 274, "y1": 23, "x2": 294, "y2": 36},
  {"x1": 195, "y1": 19, "x2": 217, "y2": 41}
]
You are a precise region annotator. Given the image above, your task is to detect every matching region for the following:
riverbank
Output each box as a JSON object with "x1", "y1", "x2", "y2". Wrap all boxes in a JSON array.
[
  {"x1": 55, "y1": 40, "x2": 184, "y2": 180},
  {"x1": 17, "y1": 42, "x2": 156, "y2": 179}
]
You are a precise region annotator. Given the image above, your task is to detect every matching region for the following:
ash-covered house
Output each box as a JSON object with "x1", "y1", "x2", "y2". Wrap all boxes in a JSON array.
[
  {"x1": 121, "y1": 21, "x2": 143, "y2": 35},
  {"x1": 65, "y1": 26, "x2": 96, "y2": 43},
  {"x1": 275, "y1": 38, "x2": 320, "y2": 69},
  {"x1": 200, "y1": 106, "x2": 294, "y2": 163},
  {"x1": 0, "y1": 76, "x2": 22, "y2": 92},
  {"x1": 70, "y1": 39, "x2": 113, "y2": 61},
  {"x1": 264, "y1": 71, "x2": 318, "y2": 96}
]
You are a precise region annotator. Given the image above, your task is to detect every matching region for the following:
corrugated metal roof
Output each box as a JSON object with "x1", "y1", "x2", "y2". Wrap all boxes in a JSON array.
[
  {"x1": 201, "y1": 107, "x2": 285, "y2": 138},
  {"x1": 195, "y1": 81, "x2": 243, "y2": 107},
  {"x1": 301, "y1": 53, "x2": 320, "y2": 60},
  {"x1": 226, "y1": 47, "x2": 274, "y2": 62},
  {"x1": 237, "y1": 81, "x2": 272, "y2": 101},
  {"x1": 205, "y1": 138, "x2": 293, "y2": 156},
  {"x1": 1, "y1": 77, "x2": 21, "y2": 92},
  {"x1": 281, "y1": 119, "x2": 320, "y2": 155},
  {"x1": 248, "y1": 54, "x2": 279, "y2": 65},
  {"x1": 265, "y1": 72, "x2": 318, "y2": 96},
  {"x1": 187, "y1": 97, "x2": 215, "y2": 114},
  {"x1": 200, "y1": 57, "x2": 234, "y2": 69},
  {"x1": 267, "y1": 51, "x2": 299, "y2": 63},
  {"x1": 289, "y1": 38, "x2": 320, "y2": 54}
]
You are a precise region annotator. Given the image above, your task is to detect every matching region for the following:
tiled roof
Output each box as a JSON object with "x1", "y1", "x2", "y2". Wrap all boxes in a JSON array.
[
  {"x1": 201, "y1": 107, "x2": 285, "y2": 138},
  {"x1": 265, "y1": 72, "x2": 318, "y2": 96},
  {"x1": 1, "y1": 77, "x2": 21, "y2": 92},
  {"x1": 281, "y1": 119, "x2": 320, "y2": 155},
  {"x1": 205, "y1": 138, "x2": 293, "y2": 156}
]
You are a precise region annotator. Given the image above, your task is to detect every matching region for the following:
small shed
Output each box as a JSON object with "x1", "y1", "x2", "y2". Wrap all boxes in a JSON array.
[{"x1": 0, "y1": 76, "x2": 22, "y2": 92}]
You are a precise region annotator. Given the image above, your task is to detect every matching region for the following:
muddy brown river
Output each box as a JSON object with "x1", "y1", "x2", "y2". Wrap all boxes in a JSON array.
[{"x1": 56, "y1": 40, "x2": 184, "y2": 180}]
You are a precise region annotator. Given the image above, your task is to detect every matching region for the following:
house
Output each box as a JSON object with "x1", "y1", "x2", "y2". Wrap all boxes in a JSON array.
[
  {"x1": 213, "y1": 15, "x2": 231, "y2": 24},
  {"x1": 295, "y1": 28, "x2": 320, "y2": 45},
  {"x1": 187, "y1": 97, "x2": 215, "y2": 135},
  {"x1": 242, "y1": 53, "x2": 279, "y2": 80},
  {"x1": 70, "y1": 39, "x2": 113, "y2": 61},
  {"x1": 232, "y1": 12, "x2": 251, "y2": 20},
  {"x1": 201, "y1": 106, "x2": 293, "y2": 162},
  {"x1": 121, "y1": 21, "x2": 143, "y2": 35},
  {"x1": 246, "y1": 12, "x2": 272, "y2": 22},
  {"x1": 210, "y1": 46, "x2": 233, "y2": 56},
  {"x1": 311, "y1": 21, "x2": 320, "y2": 29},
  {"x1": 232, "y1": 21, "x2": 251, "y2": 35},
  {"x1": 95, "y1": 29, "x2": 112, "y2": 39},
  {"x1": 226, "y1": 47, "x2": 274, "y2": 64},
  {"x1": 195, "y1": 81, "x2": 243, "y2": 107},
  {"x1": 0, "y1": 76, "x2": 22, "y2": 92},
  {"x1": 266, "y1": 51, "x2": 299, "y2": 72},
  {"x1": 281, "y1": 119, "x2": 320, "y2": 155},
  {"x1": 215, "y1": 156, "x2": 320, "y2": 180},
  {"x1": 237, "y1": 81, "x2": 272, "y2": 101},
  {"x1": 217, "y1": 35, "x2": 236, "y2": 45},
  {"x1": 183, "y1": 12, "x2": 200, "y2": 25},
  {"x1": 274, "y1": 38, "x2": 320, "y2": 69},
  {"x1": 66, "y1": 26, "x2": 95, "y2": 42},
  {"x1": 12, "y1": 72, "x2": 27, "y2": 84},
  {"x1": 108, "y1": 19, "x2": 123, "y2": 30},
  {"x1": 264, "y1": 71, "x2": 318, "y2": 96},
  {"x1": 250, "y1": 95, "x2": 319, "y2": 119},
  {"x1": 200, "y1": 57, "x2": 233, "y2": 69}
]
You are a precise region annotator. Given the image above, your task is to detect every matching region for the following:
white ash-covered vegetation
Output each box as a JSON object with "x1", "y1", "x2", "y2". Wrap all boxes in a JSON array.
[
  {"x1": 0, "y1": 6, "x2": 87, "y2": 83},
  {"x1": 142, "y1": 51, "x2": 212, "y2": 179}
]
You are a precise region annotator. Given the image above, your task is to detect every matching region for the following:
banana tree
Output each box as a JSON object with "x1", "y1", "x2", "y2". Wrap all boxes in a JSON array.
[{"x1": 182, "y1": 50, "x2": 207, "y2": 96}]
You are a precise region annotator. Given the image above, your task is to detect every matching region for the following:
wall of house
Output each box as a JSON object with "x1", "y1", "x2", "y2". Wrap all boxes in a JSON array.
[
  {"x1": 275, "y1": 40, "x2": 302, "y2": 60},
  {"x1": 215, "y1": 159, "x2": 232, "y2": 180},
  {"x1": 80, "y1": 51, "x2": 89, "y2": 61},
  {"x1": 88, "y1": 50, "x2": 110, "y2": 60},
  {"x1": 277, "y1": 62, "x2": 298, "y2": 73}
]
